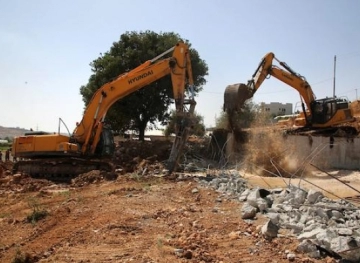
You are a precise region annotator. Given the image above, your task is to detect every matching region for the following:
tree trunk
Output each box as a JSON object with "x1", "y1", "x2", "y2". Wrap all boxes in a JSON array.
[
  {"x1": 138, "y1": 128, "x2": 145, "y2": 141},
  {"x1": 137, "y1": 120, "x2": 148, "y2": 141}
]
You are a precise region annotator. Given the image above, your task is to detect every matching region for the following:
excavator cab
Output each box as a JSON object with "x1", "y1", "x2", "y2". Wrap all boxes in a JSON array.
[{"x1": 310, "y1": 97, "x2": 352, "y2": 125}]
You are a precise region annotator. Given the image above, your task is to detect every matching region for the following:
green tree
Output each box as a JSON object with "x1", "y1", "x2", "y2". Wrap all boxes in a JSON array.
[
  {"x1": 216, "y1": 100, "x2": 259, "y2": 130},
  {"x1": 4, "y1": 136, "x2": 12, "y2": 142},
  {"x1": 164, "y1": 111, "x2": 206, "y2": 137},
  {"x1": 80, "y1": 31, "x2": 208, "y2": 140}
]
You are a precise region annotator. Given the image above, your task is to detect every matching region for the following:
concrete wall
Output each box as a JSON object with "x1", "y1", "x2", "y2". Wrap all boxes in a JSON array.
[
  {"x1": 225, "y1": 131, "x2": 360, "y2": 171},
  {"x1": 286, "y1": 135, "x2": 360, "y2": 170}
]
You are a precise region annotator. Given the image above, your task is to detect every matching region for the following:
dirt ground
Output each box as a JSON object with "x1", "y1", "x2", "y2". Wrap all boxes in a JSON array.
[{"x1": 0, "y1": 140, "x2": 347, "y2": 263}]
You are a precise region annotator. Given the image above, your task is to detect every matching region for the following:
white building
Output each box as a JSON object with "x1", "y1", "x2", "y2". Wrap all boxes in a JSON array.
[{"x1": 260, "y1": 102, "x2": 293, "y2": 116}]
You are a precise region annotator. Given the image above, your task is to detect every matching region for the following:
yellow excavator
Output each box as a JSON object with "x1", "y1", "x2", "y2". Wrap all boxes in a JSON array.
[
  {"x1": 224, "y1": 52, "x2": 356, "y2": 135},
  {"x1": 12, "y1": 42, "x2": 196, "y2": 177}
]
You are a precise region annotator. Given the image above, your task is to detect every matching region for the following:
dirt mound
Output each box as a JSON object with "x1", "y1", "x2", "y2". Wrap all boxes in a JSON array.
[
  {"x1": 0, "y1": 138, "x2": 214, "y2": 195},
  {"x1": 113, "y1": 140, "x2": 172, "y2": 172},
  {"x1": 112, "y1": 139, "x2": 212, "y2": 173},
  {"x1": 0, "y1": 161, "x2": 13, "y2": 173},
  {"x1": 71, "y1": 170, "x2": 118, "y2": 187},
  {"x1": 0, "y1": 173, "x2": 53, "y2": 193}
]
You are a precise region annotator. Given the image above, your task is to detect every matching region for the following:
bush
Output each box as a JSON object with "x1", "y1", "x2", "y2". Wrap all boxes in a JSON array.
[{"x1": 26, "y1": 197, "x2": 48, "y2": 224}]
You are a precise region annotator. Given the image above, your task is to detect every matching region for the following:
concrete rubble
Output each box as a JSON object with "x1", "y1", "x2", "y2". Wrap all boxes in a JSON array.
[{"x1": 196, "y1": 171, "x2": 360, "y2": 262}]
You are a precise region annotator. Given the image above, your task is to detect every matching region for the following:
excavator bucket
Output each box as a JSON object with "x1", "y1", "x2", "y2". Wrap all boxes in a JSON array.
[{"x1": 223, "y1": 83, "x2": 255, "y2": 113}]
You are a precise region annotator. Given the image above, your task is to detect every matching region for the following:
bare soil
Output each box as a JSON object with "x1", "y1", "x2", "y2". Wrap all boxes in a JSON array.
[{"x1": 0, "y1": 141, "x2": 341, "y2": 263}]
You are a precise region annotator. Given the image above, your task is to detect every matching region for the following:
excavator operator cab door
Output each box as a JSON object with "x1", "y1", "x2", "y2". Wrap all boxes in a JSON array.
[{"x1": 95, "y1": 128, "x2": 115, "y2": 157}]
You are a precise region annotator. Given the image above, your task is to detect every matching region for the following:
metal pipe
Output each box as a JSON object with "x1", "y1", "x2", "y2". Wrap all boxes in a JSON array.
[
  {"x1": 333, "y1": 55, "x2": 336, "y2": 97},
  {"x1": 150, "y1": 46, "x2": 175, "y2": 63},
  {"x1": 310, "y1": 163, "x2": 360, "y2": 195}
]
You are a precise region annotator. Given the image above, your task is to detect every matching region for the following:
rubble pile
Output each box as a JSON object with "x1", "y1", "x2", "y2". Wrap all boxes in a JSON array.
[
  {"x1": 0, "y1": 172, "x2": 52, "y2": 193},
  {"x1": 71, "y1": 170, "x2": 117, "y2": 187},
  {"x1": 197, "y1": 172, "x2": 360, "y2": 262},
  {"x1": 113, "y1": 139, "x2": 213, "y2": 174},
  {"x1": 0, "y1": 160, "x2": 13, "y2": 173},
  {"x1": 113, "y1": 140, "x2": 172, "y2": 173}
]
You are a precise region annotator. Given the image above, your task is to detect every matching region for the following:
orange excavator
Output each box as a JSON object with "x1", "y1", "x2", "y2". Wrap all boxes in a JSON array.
[
  {"x1": 12, "y1": 42, "x2": 196, "y2": 177},
  {"x1": 224, "y1": 52, "x2": 356, "y2": 135}
]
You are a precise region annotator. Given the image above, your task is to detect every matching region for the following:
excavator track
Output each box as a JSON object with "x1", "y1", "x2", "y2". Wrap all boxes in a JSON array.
[
  {"x1": 13, "y1": 157, "x2": 114, "y2": 182},
  {"x1": 285, "y1": 125, "x2": 359, "y2": 137}
]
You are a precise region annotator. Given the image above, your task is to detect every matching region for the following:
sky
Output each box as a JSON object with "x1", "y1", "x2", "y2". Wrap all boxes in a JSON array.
[{"x1": 1, "y1": 0, "x2": 360, "y2": 133}]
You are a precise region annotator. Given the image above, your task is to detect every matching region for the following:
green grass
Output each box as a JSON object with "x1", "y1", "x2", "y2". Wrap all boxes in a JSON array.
[{"x1": 26, "y1": 197, "x2": 48, "y2": 224}]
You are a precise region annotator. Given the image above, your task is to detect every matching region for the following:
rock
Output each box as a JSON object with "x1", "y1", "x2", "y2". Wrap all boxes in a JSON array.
[
  {"x1": 303, "y1": 222, "x2": 325, "y2": 232},
  {"x1": 239, "y1": 189, "x2": 250, "y2": 202},
  {"x1": 315, "y1": 208, "x2": 331, "y2": 221},
  {"x1": 330, "y1": 236, "x2": 360, "y2": 262},
  {"x1": 191, "y1": 188, "x2": 199, "y2": 194},
  {"x1": 299, "y1": 213, "x2": 310, "y2": 224},
  {"x1": 330, "y1": 210, "x2": 343, "y2": 220},
  {"x1": 256, "y1": 197, "x2": 269, "y2": 212},
  {"x1": 315, "y1": 229, "x2": 337, "y2": 250},
  {"x1": 337, "y1": 228, "x2": 353, "y2": 236},
  {"x1": 268, "y1": 204, "x2": 283, "y2": 213},
  {"x1": 261, "y1": 220, "x2": 279, "y2": 240},
  {"x1": 307, "y1": 190, "x2": 323, "y2": 204},
  {"x1": 298, "y1": 228, "x2": 325, "y2": 241},
  {"x1": 266, "y1": 212, "x2": 280, "y2": 225},
  {"x1": 297, "y1": 239, "x2": 320, "y2": 258},
  {"x1": 291, "y1": 188, "x2": 307, "y2": 205},
  {"x1": 247, "y1": 189, "x2": 261, "y2": 208},
  {"x1": 283, "y1": 223, "x2": 304, "y2": 234},
  {"x1": 241, "y1": 203, "x2": 257, "y2": 219},
  {"x1": 287, "y1": 253, "x2": 296, "y2": 261},
  {"x1": 174, "y1": 248, "x2": 184, "y2": 257},
  {"x1": 228, "y1": 231, "x2": 240, "y2": 240}
]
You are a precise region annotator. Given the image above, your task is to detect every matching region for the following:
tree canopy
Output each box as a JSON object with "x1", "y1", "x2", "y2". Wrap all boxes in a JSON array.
[
  {"x1": 164, "y1": 111, "x2": 206, "y2": 137},
  {"x1": 215, "y1": 99, "x2": 259, "y2": 130},
  {"x1": 80, "y1": 31, "x2": 208, "y2": 140}
]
